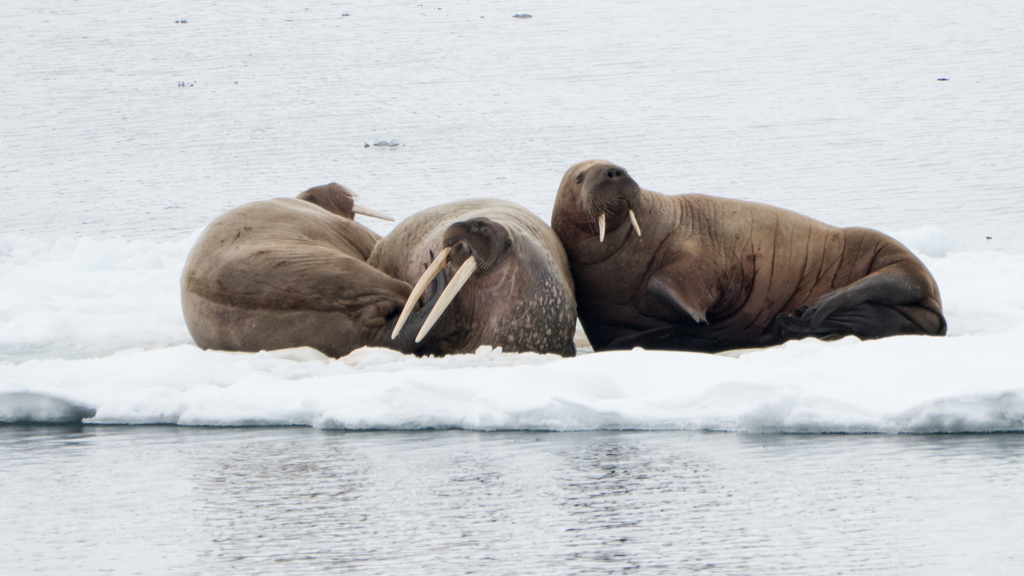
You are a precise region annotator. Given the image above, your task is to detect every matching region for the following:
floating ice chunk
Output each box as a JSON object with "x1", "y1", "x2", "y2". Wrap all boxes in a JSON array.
[
  {"x1": 0, "y1": 392, "x2": 96, "y2": 424},
  {"x1": 896, "y1": 392, "x2": 1024, "y2": 433}
]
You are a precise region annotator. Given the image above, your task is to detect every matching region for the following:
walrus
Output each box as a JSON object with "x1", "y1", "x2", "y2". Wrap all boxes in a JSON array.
[
  {"x1": 294, "y1": 182, "x2": 393, "y2": 221},
  {"x1": 181, "y1": 184, "x2": 448, "y2": 357},
  {"x1": 551, "y1": 160, "x2": 947, "y2": 353},
  {"x1": 367, "y1": 199, "x2": 578, "y2": 357}
]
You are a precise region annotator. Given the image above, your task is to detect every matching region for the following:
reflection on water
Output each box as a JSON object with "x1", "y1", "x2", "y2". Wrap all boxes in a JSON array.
[{"x1": 2, "y1": 427, "x2": 1022, "y2": 575}]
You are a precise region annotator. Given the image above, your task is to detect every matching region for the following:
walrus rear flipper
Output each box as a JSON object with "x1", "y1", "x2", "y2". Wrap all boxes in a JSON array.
[
  {"x1": 779, "y1": 261, "x2": 946, "y2": 339},
  {"x1": 777, "y1": 302, "x2": 944, "y2": 340}
]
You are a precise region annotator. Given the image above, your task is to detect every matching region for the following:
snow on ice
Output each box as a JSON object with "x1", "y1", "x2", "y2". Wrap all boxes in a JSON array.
[{"x1": 2, "y1": 230, "x2": 1022, "y2": 432}]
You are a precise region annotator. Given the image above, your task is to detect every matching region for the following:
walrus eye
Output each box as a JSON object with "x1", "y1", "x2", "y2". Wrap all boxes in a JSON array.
[
  {"x1": 576, "y1": 174, "x2": 584, "y2": 184},
  {"x1": 504, "y1": 239, "x2": 512, "y2": 251}
]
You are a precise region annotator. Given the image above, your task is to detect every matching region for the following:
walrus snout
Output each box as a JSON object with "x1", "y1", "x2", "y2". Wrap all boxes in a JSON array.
[
  {"x1": 589, "y1": 168, "x2": 640, "y2": 212},
  {"x1": 441, "y1": 217, "x2": 511, "y2": 273},
  {"x1": 604, "y1": 167, "x2": 626, "y2": 180},
  {"x1": 578, "y1": 162, "x2": 643, "y2": 242}
]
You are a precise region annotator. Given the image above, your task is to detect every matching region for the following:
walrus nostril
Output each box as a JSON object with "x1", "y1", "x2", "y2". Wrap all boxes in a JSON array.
[{"x1": 452, "y1": 241, "x2": 472, "y2": 260}]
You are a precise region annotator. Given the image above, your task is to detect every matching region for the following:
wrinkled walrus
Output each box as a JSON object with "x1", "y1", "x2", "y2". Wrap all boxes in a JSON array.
[
  {"x1": 551, "y1": 160, "x2": 946, "y2": 352},
  {"x1": 368, "y1": 199, "x2": 578, "y2": 357},
  {"x1": 181, "y1": 184, "x2": 447, "y2": 357}
]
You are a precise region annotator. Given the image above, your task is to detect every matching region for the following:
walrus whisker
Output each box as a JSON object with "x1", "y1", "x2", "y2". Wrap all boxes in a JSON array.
[
  {"x1": 415, "y1": 256, "x2": 477, "y2": 343},
  {"x1": 352, "y1": 204, "x2": 396, "y2": 222},
  {"x1": 392, "y1": 247, "x2": 451, "y2": 339},
  {"x1": 598, "y1": 213, "x2": 606, "y2": 242},
  {"x1": 629, "y1": 209, "x2": 641, "y2": 237}
]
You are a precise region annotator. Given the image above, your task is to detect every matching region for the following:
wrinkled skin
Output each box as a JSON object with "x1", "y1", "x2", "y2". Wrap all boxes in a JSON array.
[
  {"x1": 181, "y1": 186, "x2": 444, "y2": 357},
  {"x1": 551, "y1": 160, "x2": 947, "y2": 353},
  {"x1": 368, "y1": 199, "x2": 577, "y2": 357}
]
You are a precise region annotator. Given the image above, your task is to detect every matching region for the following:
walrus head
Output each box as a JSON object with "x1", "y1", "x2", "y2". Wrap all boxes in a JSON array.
[
  {"x1": 296, "y1": 183, "x2": 395, "y2": 221},
  {"x1": 442, "y1": 217, "x2": 512, "y2": 273},
  {"x1": 555, "y1": 160, "x2": 644, "y2": 243},
  {"x1": 390, "y1": 218, "x2": 516, "y2": 343}
]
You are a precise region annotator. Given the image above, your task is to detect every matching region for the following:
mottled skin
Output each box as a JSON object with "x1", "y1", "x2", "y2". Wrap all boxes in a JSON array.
[
  {"x1": 181, "y1": 186, "x2": 444, "y2": 357},
  {"x1": 368, "y1": 199, "x2": 577, "y2": 357},
  {"x1": 551, "y1": 160, "x2": 947, "y2": 353}
]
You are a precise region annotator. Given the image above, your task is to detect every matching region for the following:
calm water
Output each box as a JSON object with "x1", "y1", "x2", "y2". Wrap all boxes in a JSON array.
[{"x1": 2, "y1": 427, "x2": 1022, "y2": 575}]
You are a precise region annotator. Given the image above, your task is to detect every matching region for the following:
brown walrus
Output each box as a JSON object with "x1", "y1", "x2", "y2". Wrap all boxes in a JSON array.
[
  {"x1": 181, "y1": 184, "x2": 448, "y2": 357},
  {"x1": 367, "y1": 199, "x2": 578, "y2": 357},
  {"x1": 551, "y1": 160, "x2": 947, "y2": 353},
  {"x1": 294, "y1": 182, "x2": 393, "y2": 221}
]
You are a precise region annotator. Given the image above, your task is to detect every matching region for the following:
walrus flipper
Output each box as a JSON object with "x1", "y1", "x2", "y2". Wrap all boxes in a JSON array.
[
  {"x1": 777, "y1": 302, "x2": 933, "y2": 340},
  {"x1": 778, "y1": 262, "x2": 946, "y2": 339},
  {"x1": 648, "y1": 276, "x2": 710, "y2": 325},
  {"x1": 805, "y1": 265, "x2": 925, "y2": 328}
]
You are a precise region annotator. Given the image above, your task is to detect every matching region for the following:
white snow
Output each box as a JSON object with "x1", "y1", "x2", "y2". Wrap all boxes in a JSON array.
[
  {"x1": 1, "y1": 231, "x2": 1022, "y2": 432},
  {"x1": 2, "y1": 0, "x2": 1023, "y2": 432}
]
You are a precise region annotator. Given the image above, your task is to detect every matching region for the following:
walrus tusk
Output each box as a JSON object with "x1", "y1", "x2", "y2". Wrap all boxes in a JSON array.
[
  {"x1": 598, "y1": 213, "x2": 606, "y2": 242},
  {"x1": 392, "y1": 247, "x2": 451, "y2": 339},
  {"x1": 352, "y1": 204, "x2": 396, "y2": 222},
  {"x1": 415, "y1": 256, "x2": 477, "y2": 343},
  {"x1": 629, "y1": 209, "x2": 641, "y2": 237}
]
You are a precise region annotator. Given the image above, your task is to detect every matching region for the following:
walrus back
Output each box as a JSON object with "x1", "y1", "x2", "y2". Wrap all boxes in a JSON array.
[{"x1": 181, "y1": 198, "x2": 412, "y2": 357}]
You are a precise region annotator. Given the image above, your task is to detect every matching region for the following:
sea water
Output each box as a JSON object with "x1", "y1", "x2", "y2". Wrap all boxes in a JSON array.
[{"x1": 2, "y1": 426, "x2": 1022, "y2": 575}]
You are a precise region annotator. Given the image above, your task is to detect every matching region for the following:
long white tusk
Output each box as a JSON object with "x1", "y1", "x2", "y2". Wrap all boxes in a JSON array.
[
  {"x1": 598, "y1": 213, "x2": 606, "y2": 242},
  {"x1": 629, "y1": 209, "x2": 642, "y2": 237},
  {"x1": 352, "y1": 204, "x2": 396, "y2": 222},
  {"x1": 415, "y1": 256, "x2": 477, "y2": 343},
  {"x1": 391, "y1": 247, "x2": 451, "y2": 339}
]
